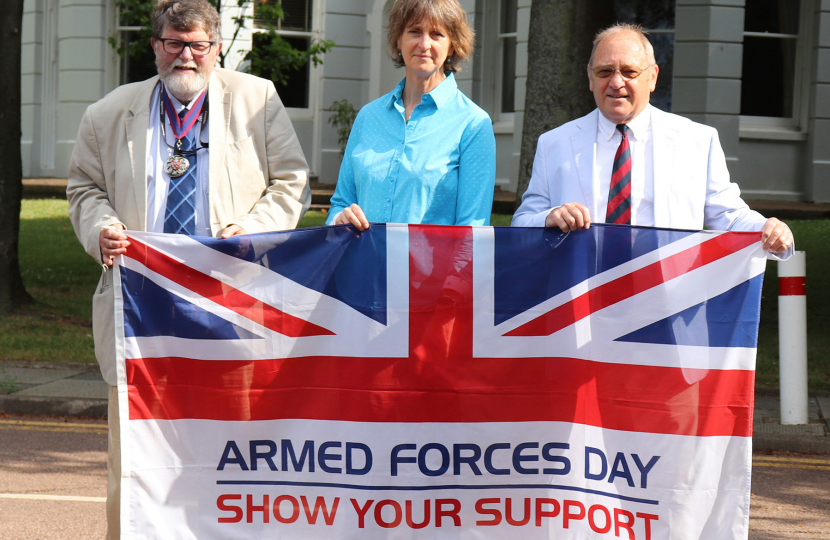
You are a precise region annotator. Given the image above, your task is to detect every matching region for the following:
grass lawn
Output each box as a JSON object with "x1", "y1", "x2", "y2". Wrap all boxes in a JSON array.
[{"x1": 3, "y1": 199, "x2": 827, "y2": 393}]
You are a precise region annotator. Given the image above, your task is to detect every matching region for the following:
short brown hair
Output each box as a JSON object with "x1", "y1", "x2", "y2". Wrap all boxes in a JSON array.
[
  {"x1": 588, "y1": 23, "x2": 656, "y2": 67},
  {"x1": 386, "y1": 0, "x2": 475, "y2": 73},
  {"x1": 152, "y1": 0, "x2": 221, "y2": 41}
]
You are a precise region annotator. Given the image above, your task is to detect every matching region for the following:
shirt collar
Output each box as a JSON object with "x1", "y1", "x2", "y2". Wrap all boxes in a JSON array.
[
  {"x1": 388, "y1": 72, "x2": 457, "y2": 110},
  {"x1": 597, "y1": 104, "x2": 652, "y2": 141}
]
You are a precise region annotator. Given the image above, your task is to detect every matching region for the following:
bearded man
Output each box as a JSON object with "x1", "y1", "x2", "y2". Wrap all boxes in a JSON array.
[{"x1": 66, "y1": 0, "x2": 309, "y2": 536}]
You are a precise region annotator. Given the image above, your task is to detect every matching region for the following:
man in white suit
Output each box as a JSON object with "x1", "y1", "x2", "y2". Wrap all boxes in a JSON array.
[
  {"x1": 512, "y1": 23, "x2": 793, "y2": 257},
  {"x1": 66, "y1": 0, "x2": 309, "y2": 536}
]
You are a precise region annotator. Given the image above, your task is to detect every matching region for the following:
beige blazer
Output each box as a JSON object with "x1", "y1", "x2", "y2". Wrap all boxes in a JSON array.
[{"x1": 67, "y1": 68, "x2": 310, "y2": 385}]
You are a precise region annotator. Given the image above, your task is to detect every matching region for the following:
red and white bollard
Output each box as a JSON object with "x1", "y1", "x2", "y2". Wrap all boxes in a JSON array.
[{"x1": 778, "y1": 251, "x2": 808, "y2": 425}]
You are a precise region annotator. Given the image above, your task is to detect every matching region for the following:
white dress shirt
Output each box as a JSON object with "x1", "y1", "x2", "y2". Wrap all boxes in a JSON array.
[
  {"x1": 595, "y1": 107, "x2": 654, "y2": 225},
  {"x1": 146, "y1": 83, "x2": 212, "y2": 236}
]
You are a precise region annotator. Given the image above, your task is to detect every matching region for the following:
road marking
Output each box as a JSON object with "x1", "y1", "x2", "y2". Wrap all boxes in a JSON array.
[
  {"x1": 0, "y1": 493, "x2": 105, "y2": 503},
  {"x1": 0, "y1": 419, "x2": 107, "y2": 434},
  {"x1": 753, "y1": 456, "x2": 830, "y2": 471},
  {"x1": 753, "y1": 456, "x2": 830, "y2": 465},
  {"x1": 753, "y1": 462, "x2": 830, "y2": 471}
]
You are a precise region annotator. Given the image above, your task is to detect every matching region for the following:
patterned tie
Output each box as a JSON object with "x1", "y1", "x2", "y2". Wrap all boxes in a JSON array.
[
  {"x1": 606, "y1": 124, "x2": 631, "y2": 225},
  {"x1": 163, "y1": 109, "x2": 198, "y2": 235}
]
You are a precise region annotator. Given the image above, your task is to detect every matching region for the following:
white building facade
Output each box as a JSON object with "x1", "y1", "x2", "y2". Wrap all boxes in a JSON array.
[{"x1": 21, "y1": 0, "x2": 830, "y2": 202}]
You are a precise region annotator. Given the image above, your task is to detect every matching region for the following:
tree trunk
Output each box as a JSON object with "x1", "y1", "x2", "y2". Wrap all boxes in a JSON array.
[
  {"x1": 515, "y1": 0, "x2": 615, "y2": 209},
  {"x1": 0, "y1": 0, "x2": 32, "y2": 315}
]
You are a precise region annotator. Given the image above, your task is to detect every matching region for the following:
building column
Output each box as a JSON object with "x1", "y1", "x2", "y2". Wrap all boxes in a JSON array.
[
  {"x1": 805, "y1": 0, "x2": 830, "y2": 202},
  {"x1": 672, "y1": 0, "x2": 745, "y2": 179}
]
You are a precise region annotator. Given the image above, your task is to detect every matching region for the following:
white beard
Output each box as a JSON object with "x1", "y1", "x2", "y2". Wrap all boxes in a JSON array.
[{"x1": 158, "y1": 59, "x2": 209, "y2": 102}]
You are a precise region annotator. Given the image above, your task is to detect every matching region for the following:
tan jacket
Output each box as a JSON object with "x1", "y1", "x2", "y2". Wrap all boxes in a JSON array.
[{"x1": 67, "y1": 68, "x2": 309, "y2": 385}]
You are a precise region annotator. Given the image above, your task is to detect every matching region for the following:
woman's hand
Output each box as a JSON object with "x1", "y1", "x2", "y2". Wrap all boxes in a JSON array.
[{"x1": 333, "y1": 204, "x2": 370, "y2": 231}]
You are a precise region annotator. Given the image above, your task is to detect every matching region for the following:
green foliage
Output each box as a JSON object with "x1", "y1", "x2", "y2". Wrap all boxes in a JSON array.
[
  {"x1": 0, "y1": 368, "x2": 19, "y2": 394},
  {"x1": 243, "y1": 2, "x2": 334, "y2": 87},
  {"x1": 244, "y1": 33, "x2": 335, "y2": 87},
  {"x1": 327, "y1": 99, "x2": 358, "y2": 158},
  {"x1": 108, "y1": 0, "x2": 154, "y2": 59}
]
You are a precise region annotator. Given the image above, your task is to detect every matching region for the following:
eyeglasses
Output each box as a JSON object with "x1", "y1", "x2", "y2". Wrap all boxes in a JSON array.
[
  {"x1": 590, "y1": 65, "x2": 654, "y2": 81},
  {"x1": 158, "y1": 38, "x2": 215, "y2": 56}
]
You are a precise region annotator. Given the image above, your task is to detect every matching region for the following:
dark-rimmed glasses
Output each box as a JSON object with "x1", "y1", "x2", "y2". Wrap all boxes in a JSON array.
[
  {"x1": 590, "y1": 64, "x2": 654, "y2": 81},
  {"x1": 158, "y1": 38, "x2": 215, "y2": 56}
]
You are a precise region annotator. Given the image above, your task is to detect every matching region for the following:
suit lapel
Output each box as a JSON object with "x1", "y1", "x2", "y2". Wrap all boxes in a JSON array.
[
  {"x1": 208, "y1": 70, "x2": 231, "y2": 232},
  {"x1": 126, "y1": 76, "x2": 159, "y2": 232},
  {"x1": 570, "y1": 110, "x2": 600, "y2": 218},
  {"x1": 650, "y1": 106, "x2": 676, "y2": 227}
]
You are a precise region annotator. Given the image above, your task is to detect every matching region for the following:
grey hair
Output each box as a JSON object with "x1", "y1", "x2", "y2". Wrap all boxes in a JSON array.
[
  {"x1": 152, "y1": 0, "x2": 221, "y2": 41},
  {"x1": 588, "y1": 23, "x2": 656, "y2": 67}
]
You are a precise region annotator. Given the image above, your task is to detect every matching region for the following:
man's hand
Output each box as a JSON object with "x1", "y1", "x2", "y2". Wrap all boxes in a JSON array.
[
  {"x1": 545, "y1": 203, "x2": 592, "y2": 232},
  {"x1": 99, "y1": 224, "x2": 129, "y2": 267},
  {"x1": 333, "y1": 204, "x2": 370, "y2": 231},
  {"x1": 760, "y1": 217, "x2": 793, "y2": 254},
  {"x1": 219, "y1": 224, "x2": 248, "y2": 238}
]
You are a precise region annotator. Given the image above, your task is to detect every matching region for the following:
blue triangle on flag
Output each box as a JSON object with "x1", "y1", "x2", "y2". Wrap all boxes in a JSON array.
[
  {"x1": 121, "y1": 267, "x2": 261, "y2": 340},
  {"x1": 614, "y1": 274, "x2": 764, "y2": 348},
  {"x1": 494, "y1": 225, "x2": 699, "y2": 325},
  {"x1": 196, "y1": 226, "x2": 388, "y2": 325}
]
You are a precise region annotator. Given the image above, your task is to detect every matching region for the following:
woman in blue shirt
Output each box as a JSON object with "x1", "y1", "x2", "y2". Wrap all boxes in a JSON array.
[{"x1": 326, "y1": 0, "x2": 496, "y2": 230}]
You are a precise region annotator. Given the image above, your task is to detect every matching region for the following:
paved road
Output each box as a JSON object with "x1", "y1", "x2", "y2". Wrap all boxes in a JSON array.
[
  {"x1": 0, "y1": 416, "x2": 828, "y2": 539},
  {"x1": 0, "y1": 417, "x2": 107, "y2": 539},
  {"x1": 750, "y1": 452, "x2": 830, "y2": 539}
]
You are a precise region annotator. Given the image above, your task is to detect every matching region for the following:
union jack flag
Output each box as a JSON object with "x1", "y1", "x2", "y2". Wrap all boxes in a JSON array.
[{"x1": 115, "y1": 224, "x2": 766, "y2": 540}]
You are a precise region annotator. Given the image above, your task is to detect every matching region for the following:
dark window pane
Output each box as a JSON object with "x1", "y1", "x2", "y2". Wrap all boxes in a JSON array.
[
  {"x1": 744, "y1": 0, "x2": 799, "y2": 34},
  {"x1": 615, "y1": 0, "x2": 675, "y2": 29},
  {"x1": 501, "y1": 0, "x2": 517, "y2": 34},
  {"x1": 255, "y1": 0, "x2": 312, "y2": 31},
  {"x1": 741, "y1": 35, "x2": 797, "y2": 117},
  {"x1": 120, "y1": 30, "x2": 157, "y2": 85},
  {"x1": 501, "y1": 37, "x2": 516, "y2": 113},
  {"x1": 648, "y1": 32, "x2": 673, "y2": 112},
  {"x1": 281, "y1": 0, "x2": 312, "y2": 31}
]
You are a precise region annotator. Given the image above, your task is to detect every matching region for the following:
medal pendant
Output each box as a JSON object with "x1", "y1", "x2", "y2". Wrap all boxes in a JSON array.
[{"x1": 165, "y1": 154, "x2": 190, "y2": 178}]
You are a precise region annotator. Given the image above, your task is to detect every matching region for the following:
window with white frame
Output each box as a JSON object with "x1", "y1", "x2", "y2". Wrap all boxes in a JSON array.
[
  {"x1": 116, "y1": 8, "x2": 156, "y2": 85},
  {"x1": 497, "y1": 0, "x2": 517, "y2": 115},
  {"x1": 740, "y1": 0, "x2": 809, "y2": 136},
  {"x1": 253, "y1": 0, "x2": 316, "y2": 109},
  {"x1": 478, "y1": 0, "x2": 517, "y2": 126}
]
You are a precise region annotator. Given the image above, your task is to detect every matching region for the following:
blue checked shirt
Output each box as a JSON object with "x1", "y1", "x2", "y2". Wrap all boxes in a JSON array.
[{"x1": 327, "y1": 73, "x2": 496, "y2": 226}]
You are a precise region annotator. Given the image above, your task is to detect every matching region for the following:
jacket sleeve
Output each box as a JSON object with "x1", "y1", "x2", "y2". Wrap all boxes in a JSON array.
[{"x1": 66, "y1": 106, "x2": 124, "y2": 264}]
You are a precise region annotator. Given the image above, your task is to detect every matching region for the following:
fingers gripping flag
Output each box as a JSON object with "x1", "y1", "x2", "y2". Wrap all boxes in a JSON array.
[{"x1": 113, "y1": 224, "x2": 767, "y2": 539}]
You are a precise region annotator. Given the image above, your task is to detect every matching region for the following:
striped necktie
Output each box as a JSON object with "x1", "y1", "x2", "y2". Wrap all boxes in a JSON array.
[
  {"x1": 606, "y1": 124, "x2": 631, "y2": 225},
  {"x1": 163, "y1": 109, "x2": 198, "y2": 235}
]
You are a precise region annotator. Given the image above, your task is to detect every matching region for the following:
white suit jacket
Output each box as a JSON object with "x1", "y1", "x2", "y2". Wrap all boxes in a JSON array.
[
  {"x1": 513, "y1": 106, "x2": 770, "y2": 233},
  {"x1": 67, "y1": 68, "x2": 310, "y2": 385}
]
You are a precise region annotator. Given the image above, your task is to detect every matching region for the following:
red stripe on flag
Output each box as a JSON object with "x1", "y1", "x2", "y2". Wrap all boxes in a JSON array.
[
  {"x1": 506, "y1": 232, "x2": 761, "y2": 337},
  {"x1": 126, "y1": 356, "x2": 754, "y2": 437},
  {"x1": 778, "y1": 276, "x2": 806, "y2": 296},
  {"x1": 124, "y1": 237, "x2": 334, "y2": 337}
]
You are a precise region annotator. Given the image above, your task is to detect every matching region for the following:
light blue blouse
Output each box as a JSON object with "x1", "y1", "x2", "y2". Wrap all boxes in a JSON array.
[{"x1": 326, "y1": 73, "x2": 496, "y2": 226}]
